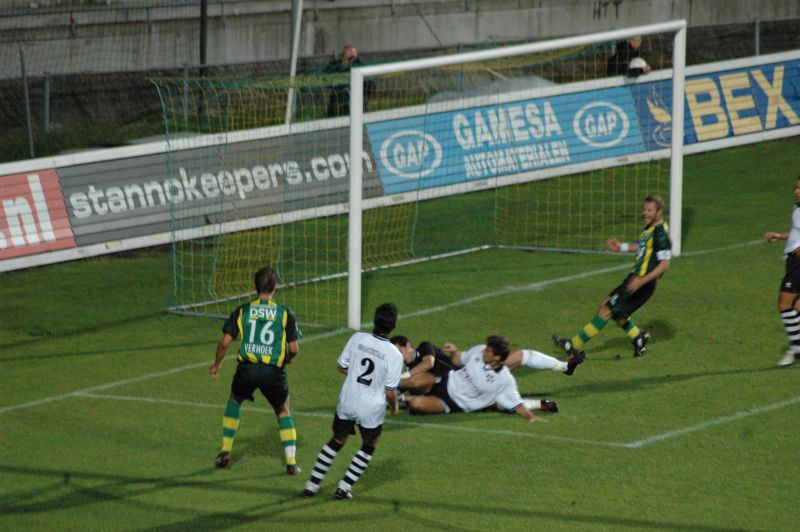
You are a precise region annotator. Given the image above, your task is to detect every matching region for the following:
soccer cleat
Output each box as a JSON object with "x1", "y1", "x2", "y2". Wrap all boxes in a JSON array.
[
  {"x1": 302, "y1": 488, "x2": 317, "y2": 498},
  {"x1": 633, "y1": 331, "x2": 650, "y2": 357},
  {"x1": 552, "y1": 335, "x2": 577, "y2": 356},
  {"x1": 778, "y1": 350, "x2": 797, "y2": 367},
  {"x1": 214, "y1": 451, "x2": 231, "y2": 469},
  {"x1": 334, "y1": 488, "x2": 353, "y2": 500},
  {"x1": 564, "y1": 350, "x2": 586, "y2": 376},
  {"x1": 539, "y1": 399, "x2": 559, "y2": 413},
  {"x1": 286, "y1": 464, "x2": 302, "y2": 476}
]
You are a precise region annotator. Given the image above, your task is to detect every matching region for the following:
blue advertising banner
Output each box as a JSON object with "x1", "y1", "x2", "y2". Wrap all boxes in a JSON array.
[
  {"x1": 630, "y1": 59, "x2": 800, "y2": 150},
  {"x1": 367, "y1": 87, "x2": 646, "y2": 194}
]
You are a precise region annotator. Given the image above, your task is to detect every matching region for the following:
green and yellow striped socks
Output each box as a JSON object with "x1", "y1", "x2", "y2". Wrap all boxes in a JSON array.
[
  {"x1": 278, "y1": 415, "x2": 297, "y2": 466},
  {"x1": 571, "y1": 314, "x2": 609, "y2": 349},
  {"x1": 221, "y1": 399, "x2": 241, "y2": 453},
  {"x1": 616, "y1": 317, "x2": 641, "y2": 340}
]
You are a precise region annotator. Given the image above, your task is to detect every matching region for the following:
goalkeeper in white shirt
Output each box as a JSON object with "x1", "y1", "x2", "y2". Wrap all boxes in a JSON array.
[{"x1": 399, "y1": 335, "x2": 548, "y2": 422}]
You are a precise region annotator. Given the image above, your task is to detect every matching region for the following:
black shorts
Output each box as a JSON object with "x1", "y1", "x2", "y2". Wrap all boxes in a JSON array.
[
  {"x1": 606, "y1": 273, "x2": 656, "y2": 320},
  {"x1": 779, "y1": 253, "x2": 800, "y2": 294},
  {"x1": 231, "y1": 362, "x2": 288, "y2": 409},
  {"x1": 428, "y1": 370, "x2": 463, "y2": 413},
  {"x1": 332, "y1": 414, "x2": 383, "y2": 445}
]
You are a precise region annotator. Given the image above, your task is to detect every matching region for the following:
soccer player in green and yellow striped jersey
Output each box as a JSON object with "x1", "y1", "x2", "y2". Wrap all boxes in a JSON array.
[
  {"x1": 553, "y1": 195, "x2": 672, "y2": 360},
  {"x1": 209, "y1": 267, "x2": 302, "y2": 475}
]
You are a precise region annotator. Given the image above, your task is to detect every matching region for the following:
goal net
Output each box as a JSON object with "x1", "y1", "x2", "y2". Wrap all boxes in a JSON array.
[{"x1": 154, "y1": 21, "x2": 686, "y2": 331}]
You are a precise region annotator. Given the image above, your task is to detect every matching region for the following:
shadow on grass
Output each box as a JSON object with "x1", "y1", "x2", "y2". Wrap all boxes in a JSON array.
[
  {"x1": 0, "y1": 463, "x2": 742, "y2": 531},
  {"x1": 535, "y1": 365, "x2": 776, "y2": 400},
  {"x1": 0, "y1": 339, "x2": 211, "y2": 364},
  {"x1": 0, "y1": 311, "x2": 168, "y2": 353}
]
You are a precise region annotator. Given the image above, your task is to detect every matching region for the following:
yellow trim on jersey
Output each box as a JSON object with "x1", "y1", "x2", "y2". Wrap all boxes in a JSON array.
[
  {"x1": 637, "y1": 226, "x2": 655, "y2": 277},
  {"x1": 236, "y1": 307, "x2": 244, "y2": 339},
  {"x1": 274, "y1": 311, "x2": 289, "y2": 367}
]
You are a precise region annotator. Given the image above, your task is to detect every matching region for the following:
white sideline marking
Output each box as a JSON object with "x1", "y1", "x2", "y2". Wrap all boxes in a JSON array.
[
  {"x1": 625, "y1": 395, "x2": 800, "y2": 448},
  {"x1": 0, "y1": 329, "x2": 348, "y2": 416},
  {"x1": 374, "y1": 239, "x2": 766, "y2": 327},
  {"x1": 76, "y1": 392, "x2": 631, "y2": 448},
  {"x1": 75, "y1": 391, "x2": 800, "y2": 449}
]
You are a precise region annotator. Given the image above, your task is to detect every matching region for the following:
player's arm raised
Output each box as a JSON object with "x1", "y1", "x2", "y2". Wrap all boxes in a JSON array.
[{"x1": 442, "y1": 342, "x2": 462, "y2": 366}]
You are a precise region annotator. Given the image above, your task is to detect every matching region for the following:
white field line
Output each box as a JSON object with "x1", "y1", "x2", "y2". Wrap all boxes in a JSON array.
[
  {"x1": 76, "y1": 390, "x2": 800, "y2": 449},
  {"x1": 0, "y1": 328, "x2": 348, "y2": 416},
  {"x1": 625, "y1": 395, "x2": 800, "y2": 448},
  {"x1": 75, "y1": 392, "x2": 631, "y2": 448},
  {"x1": 361, "y1": 239, "x2": 766, "y2": 327}
]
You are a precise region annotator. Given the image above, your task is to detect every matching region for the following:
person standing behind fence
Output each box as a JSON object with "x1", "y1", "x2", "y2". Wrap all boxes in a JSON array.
[
  {"x1": 606, "y1": 36, "x2": 651, "y2": 77},
  {"x1": 209, "y1": 267, "x2": 302, "y2": 475},
  {"x1": 325, "y1": 45, "x2": 375, "y2": 117}
]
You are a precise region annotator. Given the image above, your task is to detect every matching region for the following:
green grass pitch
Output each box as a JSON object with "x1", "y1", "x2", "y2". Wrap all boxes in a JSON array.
[{"x1": 1, "y1": 137, "x2": 799, "y2": 530}]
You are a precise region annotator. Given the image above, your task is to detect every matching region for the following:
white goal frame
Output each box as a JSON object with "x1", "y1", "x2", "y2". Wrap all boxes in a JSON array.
[{"x1": 348, "y1": 20, "x2": 687, "y2": 329}]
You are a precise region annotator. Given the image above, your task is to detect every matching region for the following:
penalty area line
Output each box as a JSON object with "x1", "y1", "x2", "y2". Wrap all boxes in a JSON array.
[
  {"x1": 75, "y1": 391, "x2": 632, "y2": 448},
  {"x1": 625, "y1": 394, "x2": 800, "y2": 448},
  {"x1": 78, "y1": 391, "x2": 800, "y2": 449}
]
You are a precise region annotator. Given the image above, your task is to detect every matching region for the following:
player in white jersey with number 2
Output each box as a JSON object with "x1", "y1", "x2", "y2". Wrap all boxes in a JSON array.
[
  {"x1": 406, "y1": 335, "x2": 544, "y2": 423},
  {"x1": 303, "y1": 303, "x2": 403, "y2": 500}
]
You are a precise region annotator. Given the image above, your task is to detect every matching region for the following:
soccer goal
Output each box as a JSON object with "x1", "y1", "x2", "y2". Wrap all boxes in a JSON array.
[
  {"x1": 346, "y1": 20, "x2": 686, "y2": 328},
  {"x1": 155, "y1": 20, "x2": 686, "y2": 331}
]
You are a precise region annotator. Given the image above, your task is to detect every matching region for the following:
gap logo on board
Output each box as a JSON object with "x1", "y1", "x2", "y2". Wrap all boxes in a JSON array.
[
  {"x1": 378, "y1": 129, "x2": 443, "y2": 180},
  {"x1": 367, "y1": 86, "x2": 645, "y2": 195},
  {"x1": 0, "y1": 170, "x2": 76, "y2": 260},
  {"x1": 573, "y1": 101, "x2": 631, "y2": 148}
]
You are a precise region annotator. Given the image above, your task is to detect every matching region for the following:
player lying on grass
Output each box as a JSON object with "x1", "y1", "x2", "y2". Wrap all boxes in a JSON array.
[
  {"x1": 553, "y1": 194, "x2": 671, "y2": 358},
  {"x1": 389, "y1": 335, "x2": 550, "y2": 422},
  {"x1": 392, "y1": 336, "x2": 585, "y2": 379},
  {"x1": 391, "y1": 335, "x2": 585, "y2": 388}
]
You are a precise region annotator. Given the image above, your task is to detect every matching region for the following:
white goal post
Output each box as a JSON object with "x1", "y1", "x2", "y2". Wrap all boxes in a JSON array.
[{"x1": 347, "y1": 20, "x2": 687, "y2": 329}]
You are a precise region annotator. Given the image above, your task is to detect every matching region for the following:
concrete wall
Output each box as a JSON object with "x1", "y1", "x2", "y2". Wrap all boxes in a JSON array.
[{"x1": 2, "y1": 0, "x2": 799, "y2": 76}]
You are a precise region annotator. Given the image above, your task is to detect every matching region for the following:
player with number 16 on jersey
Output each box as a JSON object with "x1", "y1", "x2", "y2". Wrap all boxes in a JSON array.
[{"x1": 303, "y1": 303, "x2": 403, "y2": 500}]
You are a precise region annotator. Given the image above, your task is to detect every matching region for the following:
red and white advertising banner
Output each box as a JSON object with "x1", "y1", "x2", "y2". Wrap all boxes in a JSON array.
[{"x1": 0, "y1": 170, "x2": 76, "y2": 260}]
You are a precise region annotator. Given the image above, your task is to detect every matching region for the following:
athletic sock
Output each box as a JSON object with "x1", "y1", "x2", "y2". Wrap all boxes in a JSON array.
[
  {"x1": 571, "y1": 314, "x2": 609, "y2": 349},
  {"x1": 780, "y1": 308, "x2": 800, "y2": 353},
  {"x1": 338, "y1": 444, "x2": 374, "y2": 493},
  {"x1": 616, "y1": 317, "x2": 641, "y2": 340},
  {"x1": 305, "y1": 438, "x2": 343, "y2": 493},
  {"x1": 278, "y1": 415, "x2": 297, "y2": 466},
  {"x1": 521, "y1": 349, "x2": 567, "y2": 372},
  {"x1": 221, "y1": 399, "x2": 241, "y2": 453}
]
